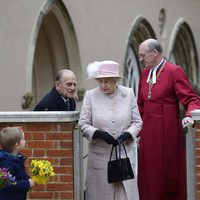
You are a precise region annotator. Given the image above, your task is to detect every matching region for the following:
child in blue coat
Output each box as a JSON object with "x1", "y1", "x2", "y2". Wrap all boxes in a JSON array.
[{"x1": 0, "y1": 127, "x2": 36, "y2": 200}]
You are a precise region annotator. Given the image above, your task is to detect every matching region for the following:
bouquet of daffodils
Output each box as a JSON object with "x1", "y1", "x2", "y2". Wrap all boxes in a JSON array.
[
  {"x1": 31, "y1": 159, "x2": 55, "y2": 185},
  {"x1": 0, "y1": 168, "x2": 16, "y2": 189}
]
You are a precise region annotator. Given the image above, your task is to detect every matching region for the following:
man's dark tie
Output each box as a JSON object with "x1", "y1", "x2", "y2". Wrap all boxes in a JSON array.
[{"x1": 65, "y1": 99, "x2": 70, "y2": 111}]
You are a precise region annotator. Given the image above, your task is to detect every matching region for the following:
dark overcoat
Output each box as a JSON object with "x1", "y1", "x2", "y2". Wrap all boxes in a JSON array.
[
  {"x1": 0, "y1": 150, "x2": 30, "y2": 200},
  {"x1": 137, "y1": 61, "x2": 200, "y2": 200},
  {"x1": 34, "y1": 87, "x2": 76, "y2": 111}
]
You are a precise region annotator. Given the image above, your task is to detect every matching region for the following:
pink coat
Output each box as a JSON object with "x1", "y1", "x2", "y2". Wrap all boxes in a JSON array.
[{"x1": 79, "y1": 85, "x2": 142, "y2": 200}]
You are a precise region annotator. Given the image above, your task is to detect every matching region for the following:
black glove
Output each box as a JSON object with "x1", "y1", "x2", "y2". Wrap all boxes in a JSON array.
[
  {"x1": 117, "y1": 132, "x2": 132, "y2": 142},
  {"x1": 93, "y1": 130, "x2": 117, "y2": 145}
]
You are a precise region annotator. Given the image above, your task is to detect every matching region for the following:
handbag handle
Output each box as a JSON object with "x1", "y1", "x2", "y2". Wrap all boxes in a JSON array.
[
  {"x1": 109, "y1": 144, "x2": 118, "y2": 161},
  {"x1": 118, "y1": 140, "x2": 128, "y2": 159},
  {"x1": 109, "y1": 140, "x2": 128, "y2": 161}
]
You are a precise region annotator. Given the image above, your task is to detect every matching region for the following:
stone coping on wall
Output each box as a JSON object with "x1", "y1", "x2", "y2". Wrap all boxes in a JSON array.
[
  {"x1": 0, "y1": 111, "x2": 80, "y2": 122},
  {"x1": 191, "y1": 109, "x2": 200, "y2": 120}
]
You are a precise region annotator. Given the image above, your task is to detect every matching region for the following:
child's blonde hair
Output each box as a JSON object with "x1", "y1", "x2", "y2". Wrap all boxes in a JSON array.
[{"x1": 0, "y1": 127, "x2": 23, "y2": 152}]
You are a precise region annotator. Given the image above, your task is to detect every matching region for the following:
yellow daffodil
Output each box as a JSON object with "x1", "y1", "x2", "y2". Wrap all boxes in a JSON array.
[{"x1": 31, "y1": 160, "x2": 55, "y2": 185}]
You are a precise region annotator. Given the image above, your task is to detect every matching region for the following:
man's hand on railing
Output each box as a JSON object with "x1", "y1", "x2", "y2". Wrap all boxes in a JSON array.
[{"x1": 182, "y1": 117, "x2": 194, "y2": 127}]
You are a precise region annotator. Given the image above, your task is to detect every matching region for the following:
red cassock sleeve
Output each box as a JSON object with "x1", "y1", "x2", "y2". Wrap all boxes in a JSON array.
[{"x1": 173, "y1": 67, "x2": 200, "y2": 116}]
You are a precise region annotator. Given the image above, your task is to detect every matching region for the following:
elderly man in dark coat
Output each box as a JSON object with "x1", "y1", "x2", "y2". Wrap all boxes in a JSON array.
[{"x1": 34, "y1": 69, "x2": 77, "y2": 111}]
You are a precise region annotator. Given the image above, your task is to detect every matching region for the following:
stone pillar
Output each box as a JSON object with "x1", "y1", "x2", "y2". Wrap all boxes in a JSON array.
[
  {"x1": 184, "y1": 122, "x2": 196, "y2": 200},
  {"x1": 0, "y1": 111, "x2": 83, "y2": 200}
]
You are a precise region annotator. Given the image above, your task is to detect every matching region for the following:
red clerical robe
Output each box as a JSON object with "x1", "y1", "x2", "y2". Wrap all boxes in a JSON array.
[{"x1": 137, "y1": 61, "x2": 200, "y2": 200}]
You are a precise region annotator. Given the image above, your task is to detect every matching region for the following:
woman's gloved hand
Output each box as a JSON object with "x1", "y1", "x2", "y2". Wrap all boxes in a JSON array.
[
  {"x1": 93, "y1": 130, "x2": 117, "y2": 145},
  {"x1": 117, "y1": 132, "x2": 132, "y2": 142}
]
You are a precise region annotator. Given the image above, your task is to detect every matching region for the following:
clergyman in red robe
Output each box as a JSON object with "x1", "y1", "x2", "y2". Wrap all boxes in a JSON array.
[{"x1": 137, "y1": 38, "x2": 200, "y2": 200}]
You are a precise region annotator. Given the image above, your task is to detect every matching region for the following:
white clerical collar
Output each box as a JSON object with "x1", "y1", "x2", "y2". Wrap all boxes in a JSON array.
[{"x1": 146, "y1": 59, "x2": 164, "y2": 84}]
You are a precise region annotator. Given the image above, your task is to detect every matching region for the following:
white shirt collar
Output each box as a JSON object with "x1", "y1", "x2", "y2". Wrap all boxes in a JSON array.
[
  {"x1": 146, "y1": 59, "x2": 164, "y2": 84},
  {"x1": 61, "y1": 96, "x2": 69, "y2": 102}
]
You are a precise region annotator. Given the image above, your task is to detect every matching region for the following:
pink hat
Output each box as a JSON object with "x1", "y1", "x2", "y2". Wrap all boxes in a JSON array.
[{"x1": 87, "y1": 60, "x2": 123, "y2": 79}]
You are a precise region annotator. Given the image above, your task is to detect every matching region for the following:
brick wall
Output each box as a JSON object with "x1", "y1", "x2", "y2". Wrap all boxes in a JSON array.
[
  {"x1": 190, "y1": 109, "x2": 200, "y2": 199},
  {"x1": 0, "y1": 122, "x2": 75, "y2": 199},
  {"x1": 195, "y1": 121, "x2": 200, "y2": 199},
  {"x1": 0, "y1": 111, "x2": 82, "y2": 200}
]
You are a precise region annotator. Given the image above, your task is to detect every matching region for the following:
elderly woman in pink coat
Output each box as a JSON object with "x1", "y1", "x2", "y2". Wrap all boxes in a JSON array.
[{"x1": 78, "y1": 60, "x2": 142, "y2": 200}]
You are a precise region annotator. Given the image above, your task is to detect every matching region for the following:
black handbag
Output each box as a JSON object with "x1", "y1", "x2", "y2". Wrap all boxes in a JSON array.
[{"x1": 107, "y1": 140, "x2": 134, "y2": 183}]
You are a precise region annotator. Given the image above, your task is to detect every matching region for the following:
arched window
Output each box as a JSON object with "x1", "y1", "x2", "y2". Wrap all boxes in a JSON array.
[
  {"x1": 168, "y1": 19, "x2": 200, "y2": 117},
  {"x1": 169, "y1": 19, "x2": 199, "y2": 89},
  {"x1": 124, "y1": 16, "x2": 156, "y2": 96}
]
